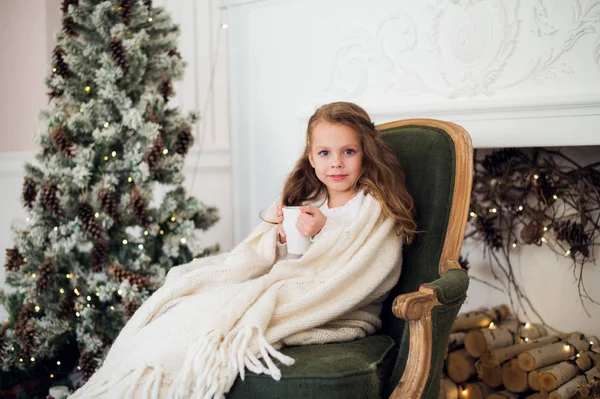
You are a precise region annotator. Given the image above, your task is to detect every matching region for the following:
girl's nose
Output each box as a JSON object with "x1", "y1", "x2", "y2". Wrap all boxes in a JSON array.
[{"x1": 331, "y1": 155, "x2": 343, "y2": 168}]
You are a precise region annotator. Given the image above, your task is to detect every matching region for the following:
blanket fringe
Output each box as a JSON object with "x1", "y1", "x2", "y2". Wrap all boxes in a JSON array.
[{"x1": 169, "y1": 325, "x2": 295, "y2": 399}]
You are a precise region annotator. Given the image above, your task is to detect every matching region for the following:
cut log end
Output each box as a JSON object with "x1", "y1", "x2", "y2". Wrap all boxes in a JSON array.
[{"x1": 518, "y1": 352, "x2": 536, "y2": 371}]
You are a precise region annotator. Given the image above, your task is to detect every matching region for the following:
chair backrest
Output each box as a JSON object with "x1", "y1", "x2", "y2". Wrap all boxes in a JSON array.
[{"x1": 377, "y1": 119, "x2": 473, "y2": 396}]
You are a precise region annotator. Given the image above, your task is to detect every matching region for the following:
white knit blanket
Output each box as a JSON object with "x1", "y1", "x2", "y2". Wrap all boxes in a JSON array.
[{"x1": 70, "y1": 194, "x2": 403, "y2": 399}]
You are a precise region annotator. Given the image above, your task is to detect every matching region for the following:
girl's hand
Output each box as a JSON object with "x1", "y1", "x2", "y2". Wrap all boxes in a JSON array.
[
  {"x1": 276, "y1": 205, "x2": 286, "y2": 244},
  {"x1": 297, "y1": 206, "x2": 327, "y2": 237}
]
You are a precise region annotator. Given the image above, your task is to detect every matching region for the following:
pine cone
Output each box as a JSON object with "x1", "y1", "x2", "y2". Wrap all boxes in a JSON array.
[
  {"x1": 119, "y1": 0, "x2": 134, "y2": 25},
  {"x1": 0, "y1": 325, "x2": 8, "y2": 360},
  {"x1": 108, "y1": 38, "x2": 129, "y2": 75},
  {"x1": 78, "y1": 202, "x2": 105, "y2": 240},
  {"x1": 36, "y1": 259, "x2": 54, "y2": 293},
  {"x1": 175, "y1": 125, "x2": 193, "y2": 155},
  {"x1": 62, "y1": 16, "x2": 78, "y2": 37},
  {"x1": 146, "y1": 136, "x2": 164, "y2": 175},
  {"x1": 130, "y1": 188, "x2": 149, "y2": 227},
  {"x1": 48, "y1": 88, "x2": 64, "y2": 101},
  {"x1": 90, "y1": 238, "x2": 109, "y2": 272},
  {"x1": 52, "y1": 46, "x2": 72, "y2": 79},
  {"x1": 555, "y1": 220, "x2": 590, "y2": 258},
  {"x1": 50, "y1": 127, "x2": 74, "y2": 159},
  {"x1": 61, "y1": 0, "x2": 79, "y2": 14},
  {"x1": 19, "y1": 324, "x2": 37, "y2": 359},
  {"x1": 143, "y1": 0, "x2": 153, "y2": 11},
  {"x1": 5, "y1": 246, "x2": 25, "y2": 272},
  {"x1": 168, "y1": 49, "x2": 182, "y2": 59},
  {"x1": 79, "y1": 351, "x2": 98, "y2": 381},
  {"x1": 108, "y1": 264, "x2": 151, "y2": 288},
  {"x1": 14, "y1": 303, "x2": 36, "y2": 344},
  {"x1": 22, "y1": 177, "x2": 37, "y2": 209},
  {"x1": 123, "y1": 301, "x2": 140, "y2": 317},
  {"x1": 159, "y1": 77, "x2": 174, "y2": 103},
  {"x1": 520, "y1": 221, "x2": 542, "y2": 245},
  {"x1": 56, "y1": 292, "x2": 75, "y2": 320},
  {"x1": 41, "y1": 181, "x2": 64, "y2": 218},
  {"x1": 98, "y1": 189, "x2": 121, "y2": 223}
]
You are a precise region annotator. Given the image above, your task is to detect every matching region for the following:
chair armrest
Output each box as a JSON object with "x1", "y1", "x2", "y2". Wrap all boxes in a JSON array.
[{"x1": 388, "y1": 268, "x2": 469, "y2": 399}]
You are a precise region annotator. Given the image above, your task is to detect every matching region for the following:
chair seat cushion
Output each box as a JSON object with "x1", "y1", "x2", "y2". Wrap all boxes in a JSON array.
[{"x1": 228, "y1": 334, "x2": 397, "y2": 399}]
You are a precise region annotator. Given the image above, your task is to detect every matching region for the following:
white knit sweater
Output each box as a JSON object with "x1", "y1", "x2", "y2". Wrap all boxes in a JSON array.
[{"x1": 70, "y1": 193, "x2": 403, "y2": 399}]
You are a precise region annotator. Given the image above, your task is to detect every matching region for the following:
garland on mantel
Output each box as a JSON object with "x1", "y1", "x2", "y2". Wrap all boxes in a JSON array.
[{"x1": 461, "y1": 147, "x2": 600, "y2": 323}]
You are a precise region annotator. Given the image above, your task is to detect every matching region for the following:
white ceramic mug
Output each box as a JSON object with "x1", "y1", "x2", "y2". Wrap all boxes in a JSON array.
[{"x1": 282, "y1": 206, "x2": 311, "y2": 255}]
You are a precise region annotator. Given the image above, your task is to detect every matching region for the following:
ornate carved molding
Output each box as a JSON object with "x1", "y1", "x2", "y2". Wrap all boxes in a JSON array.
[{"x1": 326, "y1": 0, "x2": 600, "y2": 98}]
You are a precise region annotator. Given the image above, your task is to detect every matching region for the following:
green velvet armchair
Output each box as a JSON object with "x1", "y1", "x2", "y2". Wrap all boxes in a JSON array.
[{"x1": 228, "y1": 119, "x2": 474, "y2": 399}]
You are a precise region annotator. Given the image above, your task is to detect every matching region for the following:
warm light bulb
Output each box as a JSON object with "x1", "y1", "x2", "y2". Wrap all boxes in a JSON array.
[
  {"x1": 469, "y1": 212, "x2": 476, "y2": 218},
  {"x1": 34, "y1": 306, "x2": 40, "y2": 312},
  {"x1": 59, "y1": 288, "x2": 64, "y2": 294},
  {"x1": 553, "y1": 195, "x2": 558, "y2": 200},
  {"x1": 118, "y1": 290, "x2": 123, "y2": 295},
  {"x1": 84, "y1": 86, "x2": 91, "y2": 93},
  {"x1": 104, "y1": 156, "x2": 109, "y2": 161},
  {"x1": 512, "y1": 242, "x2": 517, "y2": 248},
  {"x1": 80, "y1": 108, "x2": 84, "y2": 113},
  {"x1": 128, "y1": 177, "x2": 133, "y2": 183},
  {"x1": 57, "y1": 361, "x2": 61, "y2": 365},
  {"x1": 489, "y1": 322, "x2": 496, "y2": 329},
  {"x1": 104, "y1": 122, "x2": 109, "y2": 128},
  {"x1": 564, "y1": 344, "x2": 571, "y2": 351},
  {"x1": 541, "y1": 237, "x2": 547, "y2": 243},
  {"x1": 543, "y1": 226, "x2": 548, "y2": 232},
  {"x1": 524, "y1": 337, "x2": 530, "y2": 342},
  {"x1": 148, "y1": 17, "x2": 153, "y2": 22},
  {"x1": 565, "y1": 250, "x2": 571, "y2": 256},
  {"x1": 95, "y1": 212, "x2": 99, "y2": 218},
  {"x1": 159, "y1": 230, "x2": 164, "y2": 235},
  {"x1": 122, "y1": 239, "x2": 128, "y2": 245},
  {"x1": 144, "y1": 231, "x2": 149, "y2": 236},
  {"x1": 524, "y1": 322, "x2": 530, "y2": 328},
  {"x1": 138, "y1": 244, "x2": 143, "y2": 249},
  {"x1": 96, "y1": 292, "x2": 99, "y2": 297},
  {"x1": 86, "y1": 295, "x2": 91, "y2": 301},
  {"x1": 30, "y1": 357, "x2": 35, "y2": 362},
  {"x1": 50, "y1": 374, "x2": 54, "y2": 378},
  {"x1": 533, "y1": 174, "x2": 539, "y2": 179},
  {"x1": 110, "y1": 306, "x2": 115, "y2": 310},
  {"x1": 181, "y1": 238, "x2": 186, "y2": 244},
  {"x1": 518, "y1": 205, "x2": 523, "y2": 211},
  {"x1": 163, "y1": 149, "x2": 169, "y2": 155},
  {"x1": 111, "y1": 151, "x2": 116, "y2": 157}
]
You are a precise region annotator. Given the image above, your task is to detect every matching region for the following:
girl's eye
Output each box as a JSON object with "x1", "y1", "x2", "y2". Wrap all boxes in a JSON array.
[
  {"x1": 344, "y1": 149, "x2": 355, "y2": 155},
  {"x1": 319, "y1": 150, "x2": 329, "y2": 156}
]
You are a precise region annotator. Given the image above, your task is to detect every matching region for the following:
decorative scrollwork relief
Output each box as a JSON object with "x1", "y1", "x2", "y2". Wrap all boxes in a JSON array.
[{"x1": 326, "y1": 0, "x2": 600, "y2": 99}]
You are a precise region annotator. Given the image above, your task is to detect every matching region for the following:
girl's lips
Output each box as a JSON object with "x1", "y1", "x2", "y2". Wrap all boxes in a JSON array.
[{"x1": 329, "y1": 174, "x2": 347, "y2": 181}]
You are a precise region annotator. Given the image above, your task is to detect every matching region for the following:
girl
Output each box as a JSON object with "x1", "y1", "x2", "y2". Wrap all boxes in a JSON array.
[
  {"x1": 70, "y1": 102, "x2": 416, "y2": 399},
  {"x1": 275, "y1": 102, "x2": 416, "y2": 254}
]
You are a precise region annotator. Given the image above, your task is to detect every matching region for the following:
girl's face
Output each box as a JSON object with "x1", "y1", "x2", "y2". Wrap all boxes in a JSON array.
[{"x1": 308, "y1": 121, "x2": 363, "y2": 205}]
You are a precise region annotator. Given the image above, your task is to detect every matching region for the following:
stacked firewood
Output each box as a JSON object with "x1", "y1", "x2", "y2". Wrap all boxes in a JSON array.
[{"x1": 440, "y1": 305, "x2": 600, "y2": 399}]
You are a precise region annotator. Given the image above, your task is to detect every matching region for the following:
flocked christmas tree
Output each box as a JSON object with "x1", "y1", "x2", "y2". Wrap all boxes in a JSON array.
[{"x1": 0, "y1": 0, "x2": 219, "y2": 390}]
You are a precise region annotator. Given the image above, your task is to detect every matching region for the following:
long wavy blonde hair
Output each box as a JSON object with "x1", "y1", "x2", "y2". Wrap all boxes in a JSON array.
[{"x1": 281, "y1": 102, "x2": 417, "y2": 244}]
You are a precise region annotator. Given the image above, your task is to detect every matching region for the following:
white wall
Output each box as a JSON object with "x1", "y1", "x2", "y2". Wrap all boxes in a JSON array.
[
  {"x1": 0, "y1": 0, "x2": 233, "y2": 320},
  {"x1": 225, "y1": 0, "x2": 600, "y2": 335}
]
